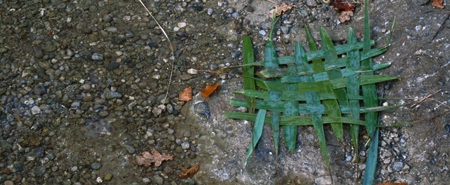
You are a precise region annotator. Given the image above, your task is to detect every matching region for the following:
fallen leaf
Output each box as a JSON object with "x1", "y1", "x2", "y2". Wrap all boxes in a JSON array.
[
  {"x1": 178, "y1": 163, "x2": 200, "y2": 179},
  {"x1": 179, "y1": 87, "x2": 192, "y2": 101},
  {"x1": 376, "y1": 182, "x2": 407, "y2": 185},
  {"x1": 201, "y1": 83, "x2": 219, "y2": 98},
  {"x1": 339, "y1": 10, "x2": 354, "y2": 23},
  {"x1": 432, "y1": 0, "x2": 445, "y2": 8},
  {"x1": 136, "y1": 149, "x2": 173, "y2": 167},
  {"x1": 332, "y1": 0, "x2": 355, "y2": 11},
  {"x1": 268, "y1": 3, "x2": 294, "y2": 17},
  {"x1": 355, "y1": 29, "x2": 363, "y2": 39}
]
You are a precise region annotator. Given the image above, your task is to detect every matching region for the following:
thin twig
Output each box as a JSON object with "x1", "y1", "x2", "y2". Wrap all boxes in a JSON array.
[
  {"x1": 431, "y1": 12, "x2": 450, "y2": 42},
  {"x1": 410, "y1": 89, "x2": 442, "y2": 108},
  {"x1": 138, "y1": 0, "x2": 175, "y2": 102}
]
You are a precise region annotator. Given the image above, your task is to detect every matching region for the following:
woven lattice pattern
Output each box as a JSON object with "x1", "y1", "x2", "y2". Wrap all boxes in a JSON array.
[
  {"x1": 225, "y1": 26, "x2": 399, "y2": 168},
  {"x1": 226, "y1": 28, "x2": 398, "y2": 138}
]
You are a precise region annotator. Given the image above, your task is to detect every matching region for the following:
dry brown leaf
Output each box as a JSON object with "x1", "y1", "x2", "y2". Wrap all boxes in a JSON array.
[
  {"x1": 178, "y1": 87, "x2": 192, "y2": 101},
  {"x1": 178, "y1": 163, "x2": 200, "y2": 179},
  {"x1": 339, "y1": 10, "x2": 354, "y2": 23},
  {"x1": 136, "y1": 149, "x2": 173, "y2": 167},
  {"x1": 332, "y1": 0, "x2": 355, "y2": 11},
  {"x1": 376, "y1": 182, "x2": 407, "y2": 185},
  {"x1": 268, "y1": 3, "x2": 294, "y2": 17},
  {"x1": 432, "y1": 0, "x2": 445, "y2": 8},
  {"x1": 201, "y1": 83, "x2": 219, "y2": 98},
  {"x1": 355, "y1": 29, "x2": 363, "y2": 39}
]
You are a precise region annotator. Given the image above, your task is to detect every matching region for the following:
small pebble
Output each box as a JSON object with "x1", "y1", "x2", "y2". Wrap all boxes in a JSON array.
[
  {"x1": 259, "y1": 30, "x2": 266, "y2": 36},
  {"x1": 91, "y1": 163, "x2": 102, "y2": 170},
  {"x1": 31, "y1": 106, "x2": 41, "y2": 115},
  {"x1": 181, "y1": 142, "x2": 190, "y2": 150},
  {"x1": 246, "y1": 6, "x2": 254, "y2": 12},
  {"x1": 187, "y1": 69, "x2": 198, "y2": 74},
  {"x1": 177, "y1": 22, "x2": 187, "y2": 28},
  {"x1": 104, "y1": 173, "x2": 113, "y2": 181},
  {"x1": 92, "y1": 53, "x2": 103, "y2": 61}
]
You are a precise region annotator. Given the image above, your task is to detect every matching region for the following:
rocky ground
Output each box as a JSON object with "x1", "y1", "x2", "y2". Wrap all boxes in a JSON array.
[{"x1": 0, "y1": 0, "x2": 450, "y2": 184}]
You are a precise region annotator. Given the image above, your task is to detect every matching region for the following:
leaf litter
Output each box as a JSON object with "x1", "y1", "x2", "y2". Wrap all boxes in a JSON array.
[
  {"x1": 431, "y1": 0, "x2": 445, "y2": 9},
  {"x1": 178, "y1": 163, "x2": 200, "y2": 179},
  {"x1": 331, "y1": 0, "x2": 356, "y2": 23},
  {"x1": 268, "y1": 2, "x2": 294, "y2": 17},
  {"x1": 201, "y1": 83, "x2": 220, "y2": 98},
  {"x1": 136, "y1": 149, "x2": 174, "y2": 167},
  {"x1": 179, "y1": 87, "x2": 193, "y2": 101}
]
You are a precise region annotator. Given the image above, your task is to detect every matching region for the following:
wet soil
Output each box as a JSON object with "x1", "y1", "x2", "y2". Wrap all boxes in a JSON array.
[{"x1": 1, "y1": 0, "x2": 450, "y2": 184}]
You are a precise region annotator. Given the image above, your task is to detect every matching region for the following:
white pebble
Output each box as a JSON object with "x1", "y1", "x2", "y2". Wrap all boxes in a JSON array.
[
  {"x1": 181, "y1": 142, "x2": 190, "y2": 150},
  {"x1": 115, "y1": 51, "x2": 123, "y2": 56},
  {"x1": 173, "y1": 27, "x2": 180, "y2": 31},
  {"x1": 96, "y1": 177, "x2": 103, "y2": 183},
  {"x1": 152, "y1": 74, "x2": 161, "y2": 80},
  {"x1": 177, "y1": 22, "x2": 187, "y2": 28},
  {"x1": 259, "y1": 30, "x2": 266, "y2": 36},
  {"x1": 187, "y1": 69, "x2": 198, "y2": 74},
  {"x1": 31, "y1": 106, "x2": 41, "y2": 115}
]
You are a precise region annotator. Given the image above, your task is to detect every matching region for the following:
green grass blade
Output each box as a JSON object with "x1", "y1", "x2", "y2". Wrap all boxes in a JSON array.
[
  {"x1": 243, "y1": 36, "x2": 256, "y2": 114},
  {"x1": 346, "y1": 28, "x2": 361, "y2": 166},
  {"x1": 306, "y1": 26, "x2": 343, "y2": 139},
  {"x1": 386, "y1": 17, "x2": 396, "y2": 47},
  {"x1": 270, "y1": 91, "x2": 281, "y2": 156},
  {"x1": 296, "y1": 42, "x2": 330, "y2": 170},
  {"x1": 363, "y1": 128, "x2": 379, "y2": 185},
  {"x1": 245, "y1": 109, "x2": 267, "y2": 165},
  {"x1": 225, "y1": 112, "x2": 369, "y2": 126},
  {"x1": 362, "y1": 0, "x2": 378, "y2": 137}
]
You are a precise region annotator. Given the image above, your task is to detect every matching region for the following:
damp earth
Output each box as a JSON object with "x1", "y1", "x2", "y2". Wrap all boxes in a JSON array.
[{"x1": 1, "y1": 0, "x2": 450, "y2": 184}]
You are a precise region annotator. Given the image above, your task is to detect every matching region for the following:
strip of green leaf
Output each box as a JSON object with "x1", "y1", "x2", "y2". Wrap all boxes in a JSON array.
[{"x1": 245, "y1": 109, "x2": 266, "y2": 165}]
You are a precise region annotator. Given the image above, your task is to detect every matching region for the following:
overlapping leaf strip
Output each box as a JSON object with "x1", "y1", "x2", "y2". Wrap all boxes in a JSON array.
[{"x1": 225, "y1": 25, "x2": 399, "y2": 166}]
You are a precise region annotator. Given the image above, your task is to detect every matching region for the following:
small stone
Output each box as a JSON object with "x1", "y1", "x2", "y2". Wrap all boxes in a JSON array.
[
  {"x1": 177, "y1": 22, "x2": 187, "y2": 28},
  {"x1": 34, "y1": 85, "x2": 46, "y2": 95},
  {"x1": 51, "y1": 166, "x2": 58, "y2": 172},
  {"x1": 163, "y1": 166, "x2": 174, "y2": 174},
  {"x1": 104, "y1": 91, "x2": 122, "y2": 99},
  {"x1": 306, "y1": 0, "x2": 317, "y2": 7},
  {"x1": 225, "y1": 8, "x2": 234, "y2": 14},
  {"x1": 315, "y1": 176, "x2": 332, "y2": 185},
  {"x1": 259, "y1": 30, "x2": 266, "y2": 36},
  {"x1": 181, "y1": 178, "x2": 195, "y2": 185},
  {"x1": 393, "y1": 161, "x2": 403, "y2": 171},
  {"x1": 104, "y1": 173, "x2": 113, "y2": 181},
  {"x1": 187, "y1": 69, "x2": 198, "y2": 74},
  {"x1": 152, "y1": 74, "x2": 161, "y2": 80},
  {"x1": 107, "y1": 62, "x2": 120, "y2": 70},
  {"x1": 4, "y1": 181, "x2": 14, "y2": 185},
  {"x1": 31, "y1": 106, "x2": 41, "y2": 115},
  {"x1": 98, "y1": 110, "x2": 109, "y2": 117},
  {"x1": 124, "y1": 145, "x2": 135, "y2": 154},
  {"x1": 207, "y1": 8, "x2": 213, "y2": 15},
  {"x1": 246, "y1": 6, "x2": 254, "y2": 12},
  {"x1": 96, "y1": 177, "x2": 103, "y2": 183},
  {"x1": 106, "y1": 27, "x2": 118, "y2": 32},
  {"x1": 143, "y1": 178, "x2": 151, "y2": 183},
  {"x1": 71, "y1": 101, "x2": 80, "y2": 107},
  {"x1": 92, "y1": 53, "x2": 103, "y2": 61},
  {"x1": 152, "y1": 107, "x2": 162, "y2": 117},
  {"x1": 179, "y1": 74, "x2": 192, "y2": 81},
  {"x1": 153, "y1": 176, "x2": 164, "y2": 185},
  {"x1": 91, "y1": 163, "x2": 102, "y2": 170},
  {"x1": 0, "y1": 47, "x2": 8, "y2": 54},
  {"x1": 181, "y1": 142, "x2": 190, "y2": 150}
]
